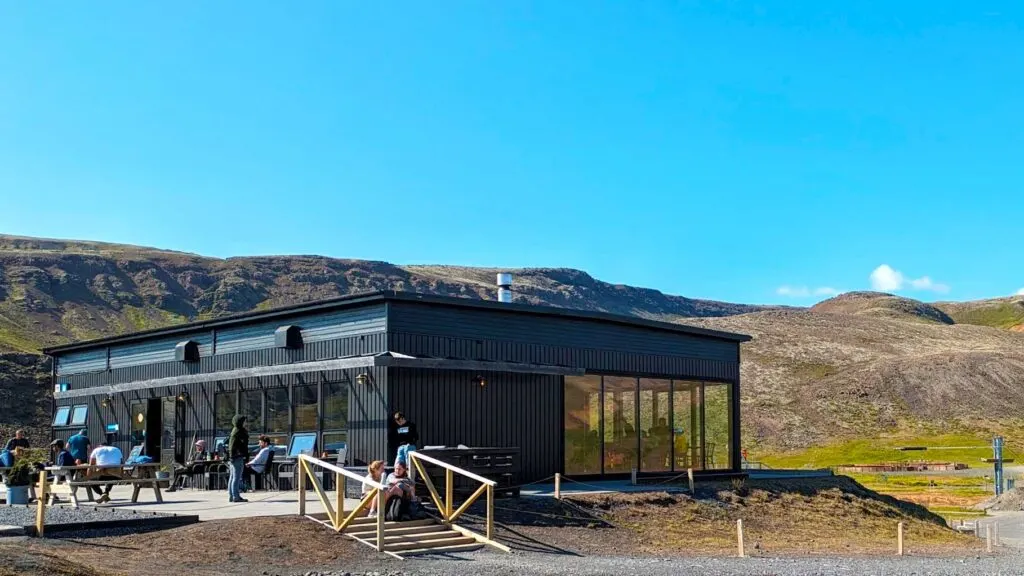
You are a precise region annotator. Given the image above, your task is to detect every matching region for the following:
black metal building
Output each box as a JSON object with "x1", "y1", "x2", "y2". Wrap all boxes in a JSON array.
[{"x1": 44, "y1": 291, "x2": 751, "y2": 482}]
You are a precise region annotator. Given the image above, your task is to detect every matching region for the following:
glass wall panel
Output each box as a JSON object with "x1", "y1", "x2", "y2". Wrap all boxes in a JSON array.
[
  {"x1": 603, "y1": 376, "x2": 637, "y2": 474},
  {"x1": 294, "y1": 384, "x2": 318, "y2": 432},
  {"x1": 672, "y1": 381, "x2": 703, "y2": 471},
  {"x1": 239, "y1": 389, "x2": 263, "y2": 432},
  {"x1": 266, "y1": 388, "x2": 289, "y2": 438},
  {"x1": 639, "y1": 379, "x2": 671, "y2": 472},
  {"x1": 703, "y1": 382, "x2": 732, "y2": 470},
  {"x1": 214, "y1": 392, "x2": 235, "y2": 435},
  {"x1": 323, "y1": 381, "x2": 348, "y2": 431},
  {"x1": 563, "y1": 375, "x2": 602, "y2": 475}
]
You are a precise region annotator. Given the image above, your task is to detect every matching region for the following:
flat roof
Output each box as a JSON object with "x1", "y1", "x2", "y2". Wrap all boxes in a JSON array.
[{"x1": 43, "y1": 290, "x2": 752, "y2": 355}]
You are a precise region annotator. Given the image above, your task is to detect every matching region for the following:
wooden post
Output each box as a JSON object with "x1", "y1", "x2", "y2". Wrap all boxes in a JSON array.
[
  {"x1": 376, "y1": 488, "x2": 386, "y2": 552},
  {"x1": 35, "y1": 471, "x2": 47, "y2": 538},
  {"x1": 994, "y1": 523, "x2": 999, "y2": 546},
  {"x1": 554, "y1": 473, "x2": 562, "y2": 500},
  {"x1": 897, "y1": 522, "x2": 904, "y2": 556},
  {"x1": 445, "y1": 468, "x2": 454, "y2": 520},
  {"x1": 335, "y1": 472, "x2": 344, "y2": 530},
  {"x1": 986, "y1": 524, "x2": 993, "y2": 553},
  {"x1": 736, "y1": 519, "x2": 745, "y2": 558},
  {"x1": 298, "y1": 461, "x2": 306, "y2": 516},
  {"x1": 687, "y1": 468, "x2": 695, "y2": 494},
  {"x1": 486, "y1": 485, "x2": 494, "y2": 540}
]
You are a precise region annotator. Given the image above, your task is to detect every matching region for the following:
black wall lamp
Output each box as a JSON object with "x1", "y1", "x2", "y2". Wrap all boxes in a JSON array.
[
  {"x1": 355, "y1": 373, "x2": 371, "y2": 386},
  {"x1": 101, "y1": 395, "x2": 113, "y2": 408},
  {"x1": 473, "y1": 375, "x2": 487, "y2": 388},
  {"x1": 176, "y1": 389, "x2": 190, "y2": 402}
]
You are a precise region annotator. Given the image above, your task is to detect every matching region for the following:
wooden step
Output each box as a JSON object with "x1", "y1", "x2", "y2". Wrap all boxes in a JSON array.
[
  {"x1": 346, "y1": 524, "x2": 449, "y2": 538},
  {"x1": 385, "y1": 536, "x2": 476, "y2": 553},
  {"x1": 360, "y1": 529, "x2": 463, "y2": 546},
  {"x1": 396, "y1": 542, "x2": 484, "y2": 557},
  {"x1": 345, "y1": 517, "x2": 435, "y2": 529}
]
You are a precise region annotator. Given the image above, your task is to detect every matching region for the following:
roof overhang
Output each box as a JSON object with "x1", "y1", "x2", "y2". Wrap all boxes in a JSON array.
[{"x1": 52, "y1": 353, "x2": 584, "y2": 399}]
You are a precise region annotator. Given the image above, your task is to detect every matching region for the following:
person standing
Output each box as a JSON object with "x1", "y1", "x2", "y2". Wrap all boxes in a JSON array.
[
  {"x1": 5, "y1": 429, "x2": 29, "y2": 451},
  {"x1": 226, "y1": 415, "x2": 249, "y2": 503},
  {"x1": 67, "y1": 428, "x2": 92, "y2": 464},
  {"x1": 390, "y1": 412, "x2": 419, "y2": 479}
]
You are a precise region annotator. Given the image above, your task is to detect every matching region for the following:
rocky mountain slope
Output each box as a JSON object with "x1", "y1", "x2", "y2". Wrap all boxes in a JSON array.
[{"x1": 2, "y1": 234, "x2": 1023, "y2": 454}]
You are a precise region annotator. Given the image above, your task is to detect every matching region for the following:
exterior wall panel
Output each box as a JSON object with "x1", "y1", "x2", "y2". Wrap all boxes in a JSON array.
[
  {"x1": 388, "y1": 368, "x2": 562, "y2": 483},
  {"x1": 56, "y1": 349, "x2": 108, "y2": 376}
]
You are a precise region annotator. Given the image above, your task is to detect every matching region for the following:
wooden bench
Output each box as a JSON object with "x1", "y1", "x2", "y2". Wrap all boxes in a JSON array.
[{"x1": 45, "y1": 463, "x2": 164, "y2": 508}]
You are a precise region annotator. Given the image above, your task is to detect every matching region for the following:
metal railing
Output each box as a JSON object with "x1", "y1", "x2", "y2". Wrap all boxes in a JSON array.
[
  {"x1": 409, "y1": 451, "x2": 510, "y2": 552},
  {"x1": 297, "y1": 454, "x2": 386, "y2": 550}
]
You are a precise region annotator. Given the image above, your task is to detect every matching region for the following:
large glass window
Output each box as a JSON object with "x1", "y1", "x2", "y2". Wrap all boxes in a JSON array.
[
  {"x1": 214, "y1": 392, "x2": 236, "y2": 435},
  {"x1": 672, "y1": 381, "x2": 703, "y2": 471},
  {"x1": 639, "y1": 379, "x2": 671, "y2": 472},
  {"x1": 266, "y1": 387, "x2": 289, "y2": 441},
  {"x1": 239, "y1": 389, "x2": 263, "y2": 432},
  {"x1": 293, "y1": 384, "x2": 318, "y2": 432},
  {"x1": 703, "y1": 383, "x2": 732, "y2": 470},
  {"x1": 323, "y1": 381, "x2": 348, "y2": 431},
  {"x1": 564, "y1": 375, "x2": 602, "y2": 475},
  {"x1": 131, "y1": 402, "x2": 147, "y2": 446},
  {"x1": 602, "y1": 376, "x2": 637, "y2": 474}
]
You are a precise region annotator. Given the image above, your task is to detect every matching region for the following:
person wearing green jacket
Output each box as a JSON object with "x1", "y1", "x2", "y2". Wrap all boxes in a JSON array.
[{"x1": 227, "y1": 414, "x2": 249, "y2": 503}]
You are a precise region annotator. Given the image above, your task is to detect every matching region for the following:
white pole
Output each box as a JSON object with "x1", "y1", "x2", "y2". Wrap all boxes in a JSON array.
[
  {"x1": 554, "y1": 473, "x2": 562, "y2": 500},
  {"x1": 737, "y1": 519, "x2": 745, "y2": 558},
  {"x1": 897, "y1": 522, "x2": 904, "y2": 556}
]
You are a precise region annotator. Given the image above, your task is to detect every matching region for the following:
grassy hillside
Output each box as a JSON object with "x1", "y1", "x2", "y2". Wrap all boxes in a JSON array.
[{"x1": 2, "y1": 234, "x2": 1024, "y2": 463}]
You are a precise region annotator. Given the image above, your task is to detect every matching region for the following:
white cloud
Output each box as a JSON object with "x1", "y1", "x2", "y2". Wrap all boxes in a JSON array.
[
  {"x1": 1016, "y1": 288, "x2": 1024, "y2": 296},
  {"x1": 777, "y1": 286, "x2": 841, "y2": 298},
  {"x1": 869, "y1": 264, "x2": 949, "y2": 294}
]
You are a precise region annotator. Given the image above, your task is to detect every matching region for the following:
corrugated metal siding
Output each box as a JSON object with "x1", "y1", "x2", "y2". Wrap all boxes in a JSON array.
[
  {"x1": 56, "y1": 349, "x2": 108, "y2": 376},
  {"x1": 109, "y1": 333, "x2": 214, "y2": 370},
  {"x1": 215, "y1": 304, "x2": 386, "y2": 355},
  {"x1": 59, "y1": 332, "x2": 387, "y2": 390},
  {"x1": 349, "y1": 365, "x2": 388, "y2": 466},
  {"x1": 388, "y1": 368, "x2": 562, "y2": 483},
  {"x1": 389, "y1": 332, "x2": 739, "y2": 381},
  {"x1": 387, "y1": 302, "x2": 738, "y2": 362}
]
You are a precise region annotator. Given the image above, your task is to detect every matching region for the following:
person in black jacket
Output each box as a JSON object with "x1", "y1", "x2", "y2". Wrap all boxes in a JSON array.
[
  {"x1": 391, "y1": 412, "x2": 419, "y2": 479},
  {"x1": 227, "y1": 415, "x2": 249, "y2": 503}
]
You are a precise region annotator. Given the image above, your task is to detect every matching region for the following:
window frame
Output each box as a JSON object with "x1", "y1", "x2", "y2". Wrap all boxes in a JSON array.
[
  {"x1": 69, "y1": 404, "x2": 89, "y2": 427},
  {"x1": 53, "y1": 406, "x2": 72, "y2": 427}
]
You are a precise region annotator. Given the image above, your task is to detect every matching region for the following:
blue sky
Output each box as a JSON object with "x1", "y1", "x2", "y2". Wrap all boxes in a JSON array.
[{"x1": 1, "y1": 2, "x2": 1021, "y2": 305}]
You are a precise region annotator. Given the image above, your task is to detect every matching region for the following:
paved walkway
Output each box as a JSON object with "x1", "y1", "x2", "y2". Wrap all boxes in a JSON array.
[{"x1": 50, "y1": 485, "x2": 366, "y2": 522}]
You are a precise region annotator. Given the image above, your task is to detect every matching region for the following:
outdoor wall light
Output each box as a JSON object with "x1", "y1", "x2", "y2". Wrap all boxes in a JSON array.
[
  {"x1": 355, "y1": 373, "x2": 371, "y2": 386},
  {"x1": 473, "y1": 375, "x2": 487, "y2": 388},
  {"x1": 176, "y1": 390, "x2": 190, "y2": 403},
  {"x1": 101, "y1": 395, "x2": 113, "y2": 408}
]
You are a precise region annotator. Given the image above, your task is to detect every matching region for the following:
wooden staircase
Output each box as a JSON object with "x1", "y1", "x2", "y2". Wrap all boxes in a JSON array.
[{"x1": 340, "y1": 517, "x2": 484, "y2": 558}]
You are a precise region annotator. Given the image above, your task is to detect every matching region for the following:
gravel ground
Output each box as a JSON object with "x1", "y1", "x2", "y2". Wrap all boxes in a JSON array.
[
  {"x1": 0, "y1": 503, "x2": 170, "y2": 529},
  {"x1": 288, "y1": 551, "x2": 1024, "y2": 576}
]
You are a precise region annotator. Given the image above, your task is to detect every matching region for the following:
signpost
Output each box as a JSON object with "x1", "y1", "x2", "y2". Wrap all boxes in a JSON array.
[{"x1": 899, "y1": 436, "x2": 1014, "y2": 496}]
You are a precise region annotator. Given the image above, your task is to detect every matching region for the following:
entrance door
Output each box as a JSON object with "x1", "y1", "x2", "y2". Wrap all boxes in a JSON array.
[{"x1": 145, "y1": 399, "x2": 162, "y2": 460}]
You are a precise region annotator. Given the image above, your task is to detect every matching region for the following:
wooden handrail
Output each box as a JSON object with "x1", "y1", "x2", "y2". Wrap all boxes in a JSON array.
[
  {"x1": 409, "y1": 452, "x2": 497, "y2": 486},
  {"x1": 299, "y1": 454, "x2": 384, "y2": 490}
]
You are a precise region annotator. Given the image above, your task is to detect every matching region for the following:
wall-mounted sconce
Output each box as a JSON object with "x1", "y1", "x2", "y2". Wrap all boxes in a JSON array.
[
  {"x1": 472, "y1": 375, "x2": 487, "y2": 388},
  {"x1": 355, "y1": 373, "x2": 371, "y2": 386},
  {"x1": 176, "y1": 390, "x2": 190, "y2": 402},
  {"x1": 101, "y1": 395, "x2": 113, "y2": 408}
]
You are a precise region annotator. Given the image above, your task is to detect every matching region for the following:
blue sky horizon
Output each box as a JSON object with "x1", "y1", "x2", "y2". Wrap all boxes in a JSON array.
[{"x1": 1, "y1": 2, "x2": 1022, "y2": 305}]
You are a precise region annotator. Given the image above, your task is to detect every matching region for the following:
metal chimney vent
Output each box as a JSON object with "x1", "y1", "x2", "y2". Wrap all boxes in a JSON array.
[{"x1": 497, "y1": 273, "x2": 513, "y2": 303}]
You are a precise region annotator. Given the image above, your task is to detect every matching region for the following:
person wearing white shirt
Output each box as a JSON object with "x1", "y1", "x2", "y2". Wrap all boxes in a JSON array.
[
  {"x1": 244, "y1": 435, "x2": 274, "y2": 490},
  {"x1": 89, "y1": 441, "x2": 124, "y2": 503}
]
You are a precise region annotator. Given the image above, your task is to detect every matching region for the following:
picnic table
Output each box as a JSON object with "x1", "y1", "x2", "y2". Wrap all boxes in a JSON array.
[{"x1": 44, "y1": 463, "x2": 164, "y2": 508}]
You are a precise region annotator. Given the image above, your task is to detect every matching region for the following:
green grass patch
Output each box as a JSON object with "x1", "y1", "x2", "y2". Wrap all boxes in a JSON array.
[
  {"x1": 947, "y1": 303, "x2": 1024, "y2": 329},
  {"x1": 759, "y1": 433, "x2": 1020, "y2": 469}
]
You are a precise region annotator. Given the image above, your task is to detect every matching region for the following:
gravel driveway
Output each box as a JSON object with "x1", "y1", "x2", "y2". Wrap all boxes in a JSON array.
[{"x1": 297, "y1": 551, "x2": 1024, "y2": 576}]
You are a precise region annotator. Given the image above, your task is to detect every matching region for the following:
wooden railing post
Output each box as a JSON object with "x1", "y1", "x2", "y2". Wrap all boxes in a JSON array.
[
  {"x1": 335, "y1": 472, "x2": 344, "y2": 530},
  {"x1": 376, "y1": 488, "x2": 386, "y2": 552},
  {"x1": 554, "y1": 473, "x2": 561, "y2": 500},
  {"x1": 737, "y1": 519, "x2": 745, "y2": 558},
  {"x1": 687, "y1": 468, "x2": 695, "y2": 494},
  {"x1": 486, "y1": 484, "x2": 494, "y2": 540},
  {"x1": 445, "y1": 468, "x2": 453, "y2": 520},
  {"x1": 298, "y1": 460, "x2": 306, "y2": 516},
  {"x1": 897, "y1": 521, "x2": 904, "y2": 556},
  {"x1": 35, "y1": 470, "x2": 47, "y2": 538}
]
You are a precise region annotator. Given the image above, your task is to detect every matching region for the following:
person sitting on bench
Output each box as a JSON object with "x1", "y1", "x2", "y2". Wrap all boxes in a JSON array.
[
  {"x1": 89, "y1": 440, "x2": 124, "y2": 504},
  {"x1": 244, "y1": 435, "x2": 273, "y2": 490},
  {"x1": 383, "y1": 461, "x2": 418, "y2": 521}
]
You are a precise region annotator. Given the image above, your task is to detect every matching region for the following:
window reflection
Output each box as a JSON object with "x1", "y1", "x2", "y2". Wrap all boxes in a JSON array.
[
  {"x1": 563, "y1": 375, "x2": 602, "y2": 475},
  {"x1": 602, "y1": 376, "x2": 637, "y2": 474}
]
